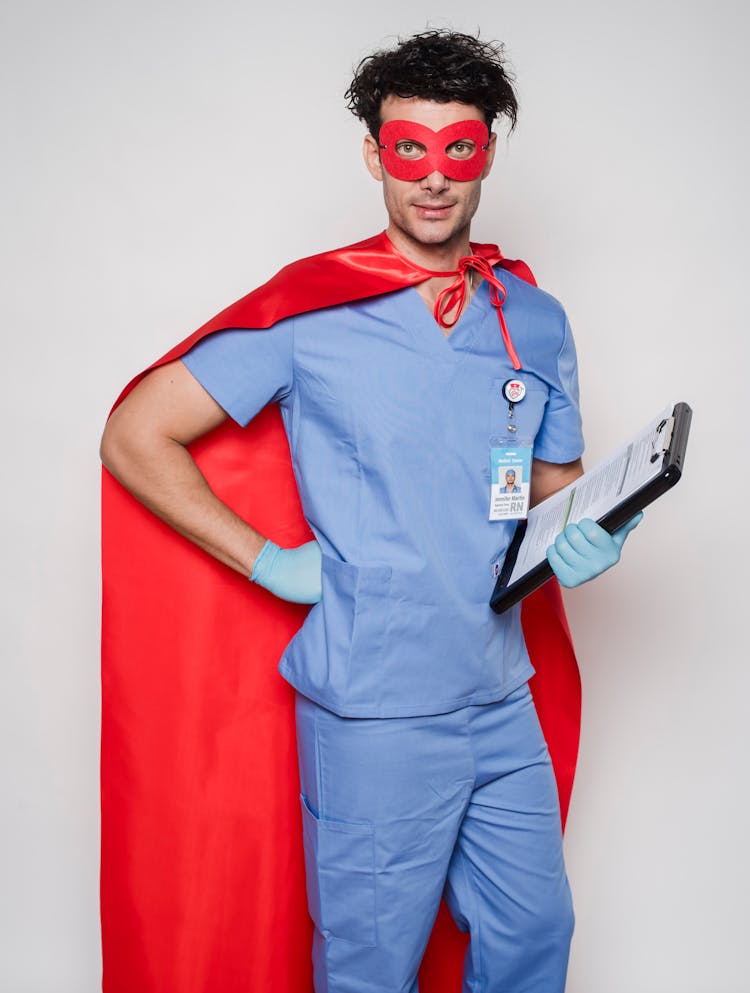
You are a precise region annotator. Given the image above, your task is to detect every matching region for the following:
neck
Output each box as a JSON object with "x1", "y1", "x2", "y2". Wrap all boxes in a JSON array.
[
  {"x1": 385, "y1": 224, "x2": 472, "y2": 274},
  {"x1": 386, "y1": 225, "x2": 480, "y2": 335}
]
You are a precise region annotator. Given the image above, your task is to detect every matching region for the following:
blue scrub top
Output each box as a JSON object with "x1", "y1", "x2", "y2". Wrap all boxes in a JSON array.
[{"x1": 183, "y1": 270, "x2": 584, "y2": 717}]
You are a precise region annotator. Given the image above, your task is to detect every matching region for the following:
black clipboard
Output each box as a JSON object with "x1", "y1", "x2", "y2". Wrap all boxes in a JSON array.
[{"x1": 490, "y1": 401, "x2": 692, "y2": 614}]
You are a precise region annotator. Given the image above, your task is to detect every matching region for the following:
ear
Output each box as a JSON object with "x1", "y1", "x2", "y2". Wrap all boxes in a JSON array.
[
  {"x1": 363, "y1": 133, "x2": 384, "y2": 182},
  {"x1": 481, "y1": 131, "x2": 498, "y2": 180}
]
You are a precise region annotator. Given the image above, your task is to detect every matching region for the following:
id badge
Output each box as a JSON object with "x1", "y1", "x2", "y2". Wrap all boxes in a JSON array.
[{"x1": 489, "y1": 445, "x2": 532, "y2": 520}]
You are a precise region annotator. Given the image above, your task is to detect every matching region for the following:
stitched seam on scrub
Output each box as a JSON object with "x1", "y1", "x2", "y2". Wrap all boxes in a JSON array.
[
  {"x1": 458, "y1": 841, "x2": 484, "y2": 992},
  {"x1": 312, "y1": 703, "x2": 325, "y2": 818}
]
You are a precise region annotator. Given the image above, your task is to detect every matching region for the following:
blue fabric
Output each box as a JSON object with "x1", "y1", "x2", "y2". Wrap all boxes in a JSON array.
[
  {"x1": 182, "y1": 272, "x2": 584, "y2": 717},
  {"x1": 548, "y1": 513, "x2": 643, "y2": 587},
  {"x1": 295, "y1": 684, "x2": 574, "y2": 993}
]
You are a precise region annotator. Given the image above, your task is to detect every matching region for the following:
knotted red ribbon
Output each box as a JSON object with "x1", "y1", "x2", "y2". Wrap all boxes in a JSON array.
[{"x1": 434, "y1": 254, "x2": 522, "y2": 370}]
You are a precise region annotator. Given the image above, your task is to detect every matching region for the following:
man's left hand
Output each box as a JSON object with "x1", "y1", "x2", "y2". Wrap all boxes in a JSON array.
[{"x1": 546, "y1": 513, "x2": 643, "y2": 588}]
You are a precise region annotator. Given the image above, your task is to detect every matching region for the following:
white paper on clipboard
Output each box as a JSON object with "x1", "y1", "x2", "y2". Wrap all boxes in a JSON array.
[{"x1": 507, "y1": 404, "x2": 674, "y2": 586}]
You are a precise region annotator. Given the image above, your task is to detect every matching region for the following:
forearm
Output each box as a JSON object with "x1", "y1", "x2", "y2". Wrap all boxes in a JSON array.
[
  {"x1": 530, "y1": 457, "x2": 583, "y2": 507},
  {"x1": 101, "y1": 430, "x2": 265, "y2": 577}
]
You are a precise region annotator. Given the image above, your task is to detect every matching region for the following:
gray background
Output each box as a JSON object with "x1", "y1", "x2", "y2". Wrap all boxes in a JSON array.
[{"x1": 2, "y1": 0, "x2": 747, "y2": 990}]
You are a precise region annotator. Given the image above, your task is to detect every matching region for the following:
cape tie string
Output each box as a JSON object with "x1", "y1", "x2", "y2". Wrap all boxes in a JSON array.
[{"x1": 434, "y1": 255, "x2": 522, "y2": 371}]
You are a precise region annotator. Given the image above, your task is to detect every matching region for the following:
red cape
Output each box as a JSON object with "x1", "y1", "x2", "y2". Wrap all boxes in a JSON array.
[{"x1": 101, "y1": 231, "x2": 581, "y2": 993}]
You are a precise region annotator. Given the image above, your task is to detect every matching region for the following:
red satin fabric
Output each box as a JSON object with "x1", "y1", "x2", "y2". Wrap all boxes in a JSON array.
[{"x1": 101, "y1": 230, "x2": 581, "y2": 993}]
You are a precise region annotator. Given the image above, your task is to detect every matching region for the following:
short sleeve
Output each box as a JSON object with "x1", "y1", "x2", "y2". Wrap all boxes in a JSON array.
[
  {"x1": 181, "y1": 319, "x2": 294, "y2": 427},
  {"x1": 533, "y1": 315, "x2": 585, "y2": 463}
]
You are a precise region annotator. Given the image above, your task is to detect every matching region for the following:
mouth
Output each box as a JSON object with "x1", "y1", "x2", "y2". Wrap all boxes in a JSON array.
[{"x1": 412, "y1": 201, "x2": 456, "y2": 218}]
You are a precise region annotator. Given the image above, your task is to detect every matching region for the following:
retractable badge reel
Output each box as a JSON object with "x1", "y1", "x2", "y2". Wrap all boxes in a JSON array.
[
  {"x1": 502, "y1": 378, "x2": 526, "y2": 433},
  {"x1": 489, "y1": 379, "x2": 531, "y2": 523}
]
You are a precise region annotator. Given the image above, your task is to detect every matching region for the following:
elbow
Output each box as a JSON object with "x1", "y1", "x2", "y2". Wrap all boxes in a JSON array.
[
  {"x1": 100, "y1": 419, "x2": 125, "y2": 479},
  {"x1": 99, "y1": 419, "x2": 115, "y2": 470},
  {"x1": 100, "y1": 411, "x2": 134, "y2": 479},
  {"x1": 100, "y1": 409, "x2": 181, "y2": 493}
]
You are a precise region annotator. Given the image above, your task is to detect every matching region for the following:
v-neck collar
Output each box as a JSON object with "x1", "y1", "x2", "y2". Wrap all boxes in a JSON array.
[{"x1": 402, "y1": 278, "x2": 489, "y2": 354}]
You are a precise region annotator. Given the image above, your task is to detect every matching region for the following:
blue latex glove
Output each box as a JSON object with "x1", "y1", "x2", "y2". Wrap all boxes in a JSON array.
[
  {"x1": 250, "y1": 539, "x2": 323, "y2": 604},
  {"x1": 546, "y1": 513, "x2": 643, "y2": 588}
]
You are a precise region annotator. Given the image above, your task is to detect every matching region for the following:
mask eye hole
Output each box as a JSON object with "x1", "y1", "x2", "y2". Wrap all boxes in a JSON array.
[
  {"x1": 394, "y1": 140, "x2": 427, "y2": 160},
  {"x1": 446, "y1": 140, "x2": 477, "y2": 160}
]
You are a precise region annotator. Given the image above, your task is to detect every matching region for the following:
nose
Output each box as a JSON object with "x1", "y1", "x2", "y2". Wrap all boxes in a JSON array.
[{"x1": 420, "y1": 169, "x2": 449, "y2": 193}]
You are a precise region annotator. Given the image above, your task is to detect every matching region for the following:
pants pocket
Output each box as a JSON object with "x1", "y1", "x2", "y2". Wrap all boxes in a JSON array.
[{"x1": 299, "y1": 793, "x2": 377, "y2": 947}]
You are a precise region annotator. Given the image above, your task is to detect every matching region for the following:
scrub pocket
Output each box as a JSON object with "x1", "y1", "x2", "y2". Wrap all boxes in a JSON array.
[
  {"x1": 299, "y1": 792, "x2": 377, "y2": 947},
  {"x1": 319, "y1": 556, "x2": 392, "y2": 703},
  {"x1": 279, "y1": 557, "x2": 393, "y2": 712}
]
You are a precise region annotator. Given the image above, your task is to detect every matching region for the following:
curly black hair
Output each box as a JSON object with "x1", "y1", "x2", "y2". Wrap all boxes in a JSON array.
[{"x1": 345, "y1": 30, "x2": 518, "y2": 139}]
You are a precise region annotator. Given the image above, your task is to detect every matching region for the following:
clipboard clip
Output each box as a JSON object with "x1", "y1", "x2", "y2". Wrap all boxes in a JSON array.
[{"x1": 650, "y1": 416, "x2": 675, "y2": 463}]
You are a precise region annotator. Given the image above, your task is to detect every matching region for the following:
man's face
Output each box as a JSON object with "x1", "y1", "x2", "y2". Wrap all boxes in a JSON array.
[{"x1": 363, "y1": 96, "x2": 497, "y2": 251}]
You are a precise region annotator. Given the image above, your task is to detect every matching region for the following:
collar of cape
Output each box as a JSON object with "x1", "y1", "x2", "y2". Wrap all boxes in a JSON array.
[{"x1": 112, "y1": 230, "x2": 536, "y2": 411}]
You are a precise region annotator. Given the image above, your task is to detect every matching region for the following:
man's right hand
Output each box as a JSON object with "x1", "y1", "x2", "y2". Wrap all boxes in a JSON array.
[{"x1": 250, "y1": 539, "x2": 323, "y2": 604}]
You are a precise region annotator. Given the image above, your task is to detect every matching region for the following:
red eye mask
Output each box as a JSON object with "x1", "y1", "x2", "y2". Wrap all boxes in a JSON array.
[{"x1": 378, "y1": 119, "x2": 490, "y2": 181}]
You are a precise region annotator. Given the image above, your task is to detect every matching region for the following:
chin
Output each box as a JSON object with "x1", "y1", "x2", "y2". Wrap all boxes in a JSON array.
[{"x1": 404, "y1": 220, "x2": 465, "y2": 248}]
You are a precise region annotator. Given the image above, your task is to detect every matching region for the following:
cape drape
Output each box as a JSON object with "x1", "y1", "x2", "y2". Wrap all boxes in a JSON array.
[{"x1": 101, "y1": 231, "x2": 581, "y2": 993}]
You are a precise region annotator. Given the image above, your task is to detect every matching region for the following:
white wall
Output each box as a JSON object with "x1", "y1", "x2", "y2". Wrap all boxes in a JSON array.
[{"x1": 2, "y1": 1, "x2": 747, "y2": 990}]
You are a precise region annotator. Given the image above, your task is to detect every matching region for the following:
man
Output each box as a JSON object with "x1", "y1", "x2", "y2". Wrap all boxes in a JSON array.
[
  {"x1": 101, "y1": 30, "x2": 639, "y2": 993},
  {"x1": 504, "y1": 469, "x2": 521, "y2": 493}
]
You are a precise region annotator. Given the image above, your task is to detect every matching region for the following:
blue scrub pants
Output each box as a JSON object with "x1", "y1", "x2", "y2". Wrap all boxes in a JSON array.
[{"x1": 295, "y1": 683, "x2": 574, "y2": 993}]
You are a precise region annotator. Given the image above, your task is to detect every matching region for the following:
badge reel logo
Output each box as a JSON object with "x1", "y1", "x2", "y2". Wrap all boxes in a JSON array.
[{"x1": 502, "y1": 379, "x2": 526, "y2": 404}]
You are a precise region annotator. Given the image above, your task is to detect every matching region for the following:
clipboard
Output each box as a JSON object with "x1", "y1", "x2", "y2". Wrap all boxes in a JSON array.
[{"x1": 490, "y1": 401, "x2": 692, "y2": 614}]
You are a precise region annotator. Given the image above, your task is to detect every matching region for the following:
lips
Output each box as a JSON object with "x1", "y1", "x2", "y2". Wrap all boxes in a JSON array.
[{"x1": 413, "y1": 201, "x2": 456, "y2": 217}]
